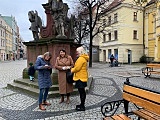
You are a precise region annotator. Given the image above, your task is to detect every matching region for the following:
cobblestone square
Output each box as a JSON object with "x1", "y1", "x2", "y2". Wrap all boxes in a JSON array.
[{"x1": 0, "y1": 60, "x2": 160, "y2": 120}]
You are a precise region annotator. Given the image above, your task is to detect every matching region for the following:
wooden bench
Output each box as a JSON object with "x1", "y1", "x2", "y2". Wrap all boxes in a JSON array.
[
  {"x1": 101, "y1": 78, "x2": 160, "y2": 120},
  {"x1": 142, "y1": 63, "x2": 160, "y2": 77}
]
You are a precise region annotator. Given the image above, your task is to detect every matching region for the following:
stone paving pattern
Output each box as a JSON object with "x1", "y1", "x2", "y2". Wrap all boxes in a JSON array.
[{"x1": 0, "y1": 60, "x2": 160, "y2": 120}]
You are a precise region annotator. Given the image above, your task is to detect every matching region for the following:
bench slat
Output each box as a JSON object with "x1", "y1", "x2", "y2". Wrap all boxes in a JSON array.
[
  {"x1": 118, "y1": 114, "x2": 131, "y2": 120},
  {"x1": 123, "y1": 85, "x2": 160, "y2": 104},
  {"x1": 147, "y1": 64, "x2": 160, "y2": 66},
  {"x1": 143, "y1": 71, "x2": 160, "y2": 73},
  {"x1": 133, "y1": 109, "x2": 160, "y2": 120},
  {"x1": 146, "y1": 66, "x2": 160, "y2": 68},
  {"x1": 103, "y1": 117, "x2": 113, "y2": 120},
  {"x1": 123, "y1": 92, "x2": 160, "y2": 115},
  {"x1": 111, "y1": 114, "x2": 131, "y2": 120}
]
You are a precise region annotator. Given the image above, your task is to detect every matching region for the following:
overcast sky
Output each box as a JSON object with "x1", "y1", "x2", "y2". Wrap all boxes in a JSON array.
[{"x1": 0, "y1": 0, "x2": 75, "y2": 42}]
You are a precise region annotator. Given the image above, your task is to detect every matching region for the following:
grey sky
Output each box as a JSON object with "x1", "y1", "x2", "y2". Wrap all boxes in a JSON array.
[{"x1": 0, "y1": 0, "x2": 75, "y2": 42}]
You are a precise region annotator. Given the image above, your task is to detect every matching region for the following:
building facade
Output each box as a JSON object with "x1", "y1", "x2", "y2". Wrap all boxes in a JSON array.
[
  {"x1": 0, "y1": 15, "x2": 7, "y2": 61},
  {"x1": 144, "y1": 0, "x2": 160, "y2": 62},
  {"x1": 5, "y1": 22, "x2": 12, "y2": 60},
  {"x1": 98, "y1": 0, "x2": 144, "y2": 63},
  {"x1": 2, "y1": 16, "x2": 19, "y2": 60},
  {"x1": 0, "y1": 14, "x2": 26, "y2": 61}
]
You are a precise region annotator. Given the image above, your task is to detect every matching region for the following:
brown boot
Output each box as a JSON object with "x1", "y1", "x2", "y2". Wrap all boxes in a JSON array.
[
  {"x1": 66, "y1": 96, "x2": 70, "y2": 104},
  {"x1": 39, "y1": 104, "x2": 46, "y2": 110},
  {"x1": 42, "y1": 100, "x2": 51, "y2": 106},
  {"x1": 59, "y1": 96, "x2": 64, "y2": 104}
]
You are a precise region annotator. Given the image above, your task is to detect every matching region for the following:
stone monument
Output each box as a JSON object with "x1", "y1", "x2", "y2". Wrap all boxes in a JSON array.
[
  {"x1": 24, "y1": 0, "x2": 79, "y2": 83},
  {"x1": 7, "y1": 0, "x2": 92, "y2": 98}
]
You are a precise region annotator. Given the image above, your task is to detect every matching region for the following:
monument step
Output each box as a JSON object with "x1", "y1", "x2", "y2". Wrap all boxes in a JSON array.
[
  {"x1": 7, "y1": 82, "x2": 40, "y2": 97},
  {"x1": 14, "y1": 78, "x2": 59, "y2": 91},
  {"x1": 7, "y1": 77, "x2": 93, "y2": 98},
  {"x1": 7, "y1": 82, "x2": 79, "y2": 98}
]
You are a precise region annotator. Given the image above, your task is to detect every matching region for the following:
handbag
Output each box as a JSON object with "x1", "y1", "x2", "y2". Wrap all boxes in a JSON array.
[{"x1": 66, "y1": 69, "x2": 74, "y2": 83}]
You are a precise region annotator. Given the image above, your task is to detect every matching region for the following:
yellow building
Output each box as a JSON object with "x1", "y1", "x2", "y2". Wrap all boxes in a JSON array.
[
  {"x1": 5, "y1": 24, "x2": 12, "y2": 60},
  {"x1": 144, "y1": 0, "x2": 160, "y2": 61},
  {"x1": 98, "y1": 0, "x2": 144, "y2": 63}
]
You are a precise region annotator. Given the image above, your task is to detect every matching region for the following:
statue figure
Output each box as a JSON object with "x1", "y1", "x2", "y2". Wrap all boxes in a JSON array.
[
  {"x1": 28, "y1": 10, "x2": 42, "y2": 41},
  {"x1": 69, "y1": 14, "x2": 76, "y2": 38},
  {"x1": 50, "y1": 0, "x2": 67, "y2": 38}
]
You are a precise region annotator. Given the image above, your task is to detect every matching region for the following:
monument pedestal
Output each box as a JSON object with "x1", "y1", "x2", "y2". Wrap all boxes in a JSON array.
[
  {"x1": 23, "y1": 38, "x2": 80, "y2": 83},
  {"x1": 7, "y1": 38, "x2": 81, "y2": 98}
]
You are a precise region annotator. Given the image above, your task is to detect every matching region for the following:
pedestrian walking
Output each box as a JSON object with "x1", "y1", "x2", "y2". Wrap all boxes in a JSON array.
[
  {"x1": 34, "y1": 52, "x2": 52, "y2": 110},
  {"x1": 71, "y1": 46, "x2": 89, "y2": 111},
  {"x1": 28, "y1": 62, "x2": 35, "y2": 82},
  {"x1": 55, "y1": 49, "x2": 74, "y2": 104},
  {"x1": 110, "y1": 54, "x2": 115, "y2": 67}
]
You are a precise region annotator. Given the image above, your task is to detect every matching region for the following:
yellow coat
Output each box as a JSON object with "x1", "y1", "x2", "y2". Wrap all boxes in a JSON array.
[{"x1": 71, "y1": 54, "x2": 89, "y2": 82}]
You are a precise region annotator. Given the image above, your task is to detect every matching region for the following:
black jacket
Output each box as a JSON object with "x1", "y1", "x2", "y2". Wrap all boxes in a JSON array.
[{"x1": 28, "y1": 66, "x2": 35, "y2": 76}]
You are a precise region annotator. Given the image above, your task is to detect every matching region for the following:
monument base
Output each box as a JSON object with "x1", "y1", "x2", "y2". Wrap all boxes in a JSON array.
[{"x1": 7, "y1": 38, "x2": 82, "y2": 98}]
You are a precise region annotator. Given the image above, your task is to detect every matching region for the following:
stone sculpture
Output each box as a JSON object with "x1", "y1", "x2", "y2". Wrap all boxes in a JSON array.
[
  {"x1": 50, "y1": 0, "x2": 68, "y2": 38},
  {"x1": 28, "y1": 0, "x2": 76, "y2": 39},
  {"x1": 28, "y1": 10, "x2": 42, "y2": 41}
]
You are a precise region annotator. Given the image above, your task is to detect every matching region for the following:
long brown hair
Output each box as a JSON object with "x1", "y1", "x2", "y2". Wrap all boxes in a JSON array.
[{"x1": 59, "y1": 49, "x2": 68, "y2": 59}]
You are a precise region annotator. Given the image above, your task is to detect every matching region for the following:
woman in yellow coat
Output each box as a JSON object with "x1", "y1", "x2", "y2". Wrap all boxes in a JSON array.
[{"x1": 71, "y1": 46, "x2": 89, "y2": 111}]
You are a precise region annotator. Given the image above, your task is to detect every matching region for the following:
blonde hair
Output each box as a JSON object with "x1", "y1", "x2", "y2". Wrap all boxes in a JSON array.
[
  {"x1": 43, "y1": 52, "x2": 52, "y2": 60},
  {"x1": 76, "y1": 46, "x2": 88, "y2": 55}
]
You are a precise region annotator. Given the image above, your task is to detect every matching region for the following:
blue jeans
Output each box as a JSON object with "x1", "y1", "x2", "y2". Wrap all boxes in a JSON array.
[
  {"x1": 39, "y1": 88, "x2": 49, "y2": 104},
  {"x1": 29, "y1": 76, "x2": 34, "y2": 81}
]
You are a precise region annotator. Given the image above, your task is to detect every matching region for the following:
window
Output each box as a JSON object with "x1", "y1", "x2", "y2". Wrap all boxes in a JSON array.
[
  {"x1": 3, "y1": 31, "x2": 5, "y2": 37},
  {"x1": 133, "y1": 30, "x2": 137, "y2": 39},
  {"x1": 108, "y1": 16, "x2": 111, "y2": 25},
  {"x1": 103, "y1": 19, "x2": 106, "y2": 27},
  {"x1": 114, "y1": 30, "x2": 118, "y2": 40},
  {"x1": 3, "y1": 40, "x2": 5, "y2": 47},
  {"x1": 108, "y1": 33, "x2": 111, "y2": 41},
  {"x1": 108, "y1": 49, "x2": 111, "y2": 59},
  {"x1": 114, "y1": 49, "x2": 118, "y2": 60},
  {"x1": 133, "y1": 12, "x2": 137, "y2": 21},
  {"x1": 103, "y1": 34, "x2": 106, "y2": 42},
  {"x1": 114, "y1": 13, "x2": 117, "y2": 22},
  {"x1": 1, "y1": 39, "x2": 2, "y2": 46}
]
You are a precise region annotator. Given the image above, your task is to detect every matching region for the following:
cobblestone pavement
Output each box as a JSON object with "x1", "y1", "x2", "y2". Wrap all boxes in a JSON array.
[{"x1": 0, "y1": 60, "x2": 160, "y2": 120}]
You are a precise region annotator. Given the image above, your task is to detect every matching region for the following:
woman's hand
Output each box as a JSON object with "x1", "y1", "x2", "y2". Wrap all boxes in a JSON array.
[
  {"x1": 62, "y1": 66, "x2": 71, "y2": 70},
  {"x1": 44, "y1": 65, "x2": 52, "y2": 69},
  {"x1": 62, "y1": 66, "x2": 66, "y2": 70},
  {"x1": 66, "y1": 66, "x2": 71, "y2": 69}
]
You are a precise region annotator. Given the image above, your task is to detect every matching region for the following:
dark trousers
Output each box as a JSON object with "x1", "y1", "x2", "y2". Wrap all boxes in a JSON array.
[
  {"x1": 39, "y1": 88, "x2": 49, "y2": 104},
  {"x1": 78, "y1": 88, "x2": 86, "y2": 106}
]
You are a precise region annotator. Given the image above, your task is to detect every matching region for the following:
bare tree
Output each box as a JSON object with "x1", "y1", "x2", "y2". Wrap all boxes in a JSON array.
[
  {"x1": 68, "y1": 0, "x2": 111, "y2": 67},
  {"x1": 76, "y1": 0, "x2": 110, "y2": 67}
]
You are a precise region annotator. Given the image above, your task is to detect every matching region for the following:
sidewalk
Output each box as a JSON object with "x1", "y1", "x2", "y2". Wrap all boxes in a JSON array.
[{"x1": 0, "y1": 61, "x2": 160, "y2": 120}]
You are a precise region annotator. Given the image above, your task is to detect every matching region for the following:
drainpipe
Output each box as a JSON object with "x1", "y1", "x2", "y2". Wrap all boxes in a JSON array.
[{"x1": 143, "y1": 7, "x2": 145, "y2": 55}]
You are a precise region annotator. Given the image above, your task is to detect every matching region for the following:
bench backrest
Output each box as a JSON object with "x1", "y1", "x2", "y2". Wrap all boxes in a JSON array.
[
  {"x1": 123, "y1": 83, "x2": 160, "y2": 115},
  {"x1": 147, "y1": 64, "x2": 160, "y2": 68}
]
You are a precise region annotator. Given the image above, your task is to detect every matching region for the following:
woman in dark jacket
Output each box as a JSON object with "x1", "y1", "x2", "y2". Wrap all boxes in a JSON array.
[{"x1": 34, "y1": 52, "x2": 52, "y2": 110}]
